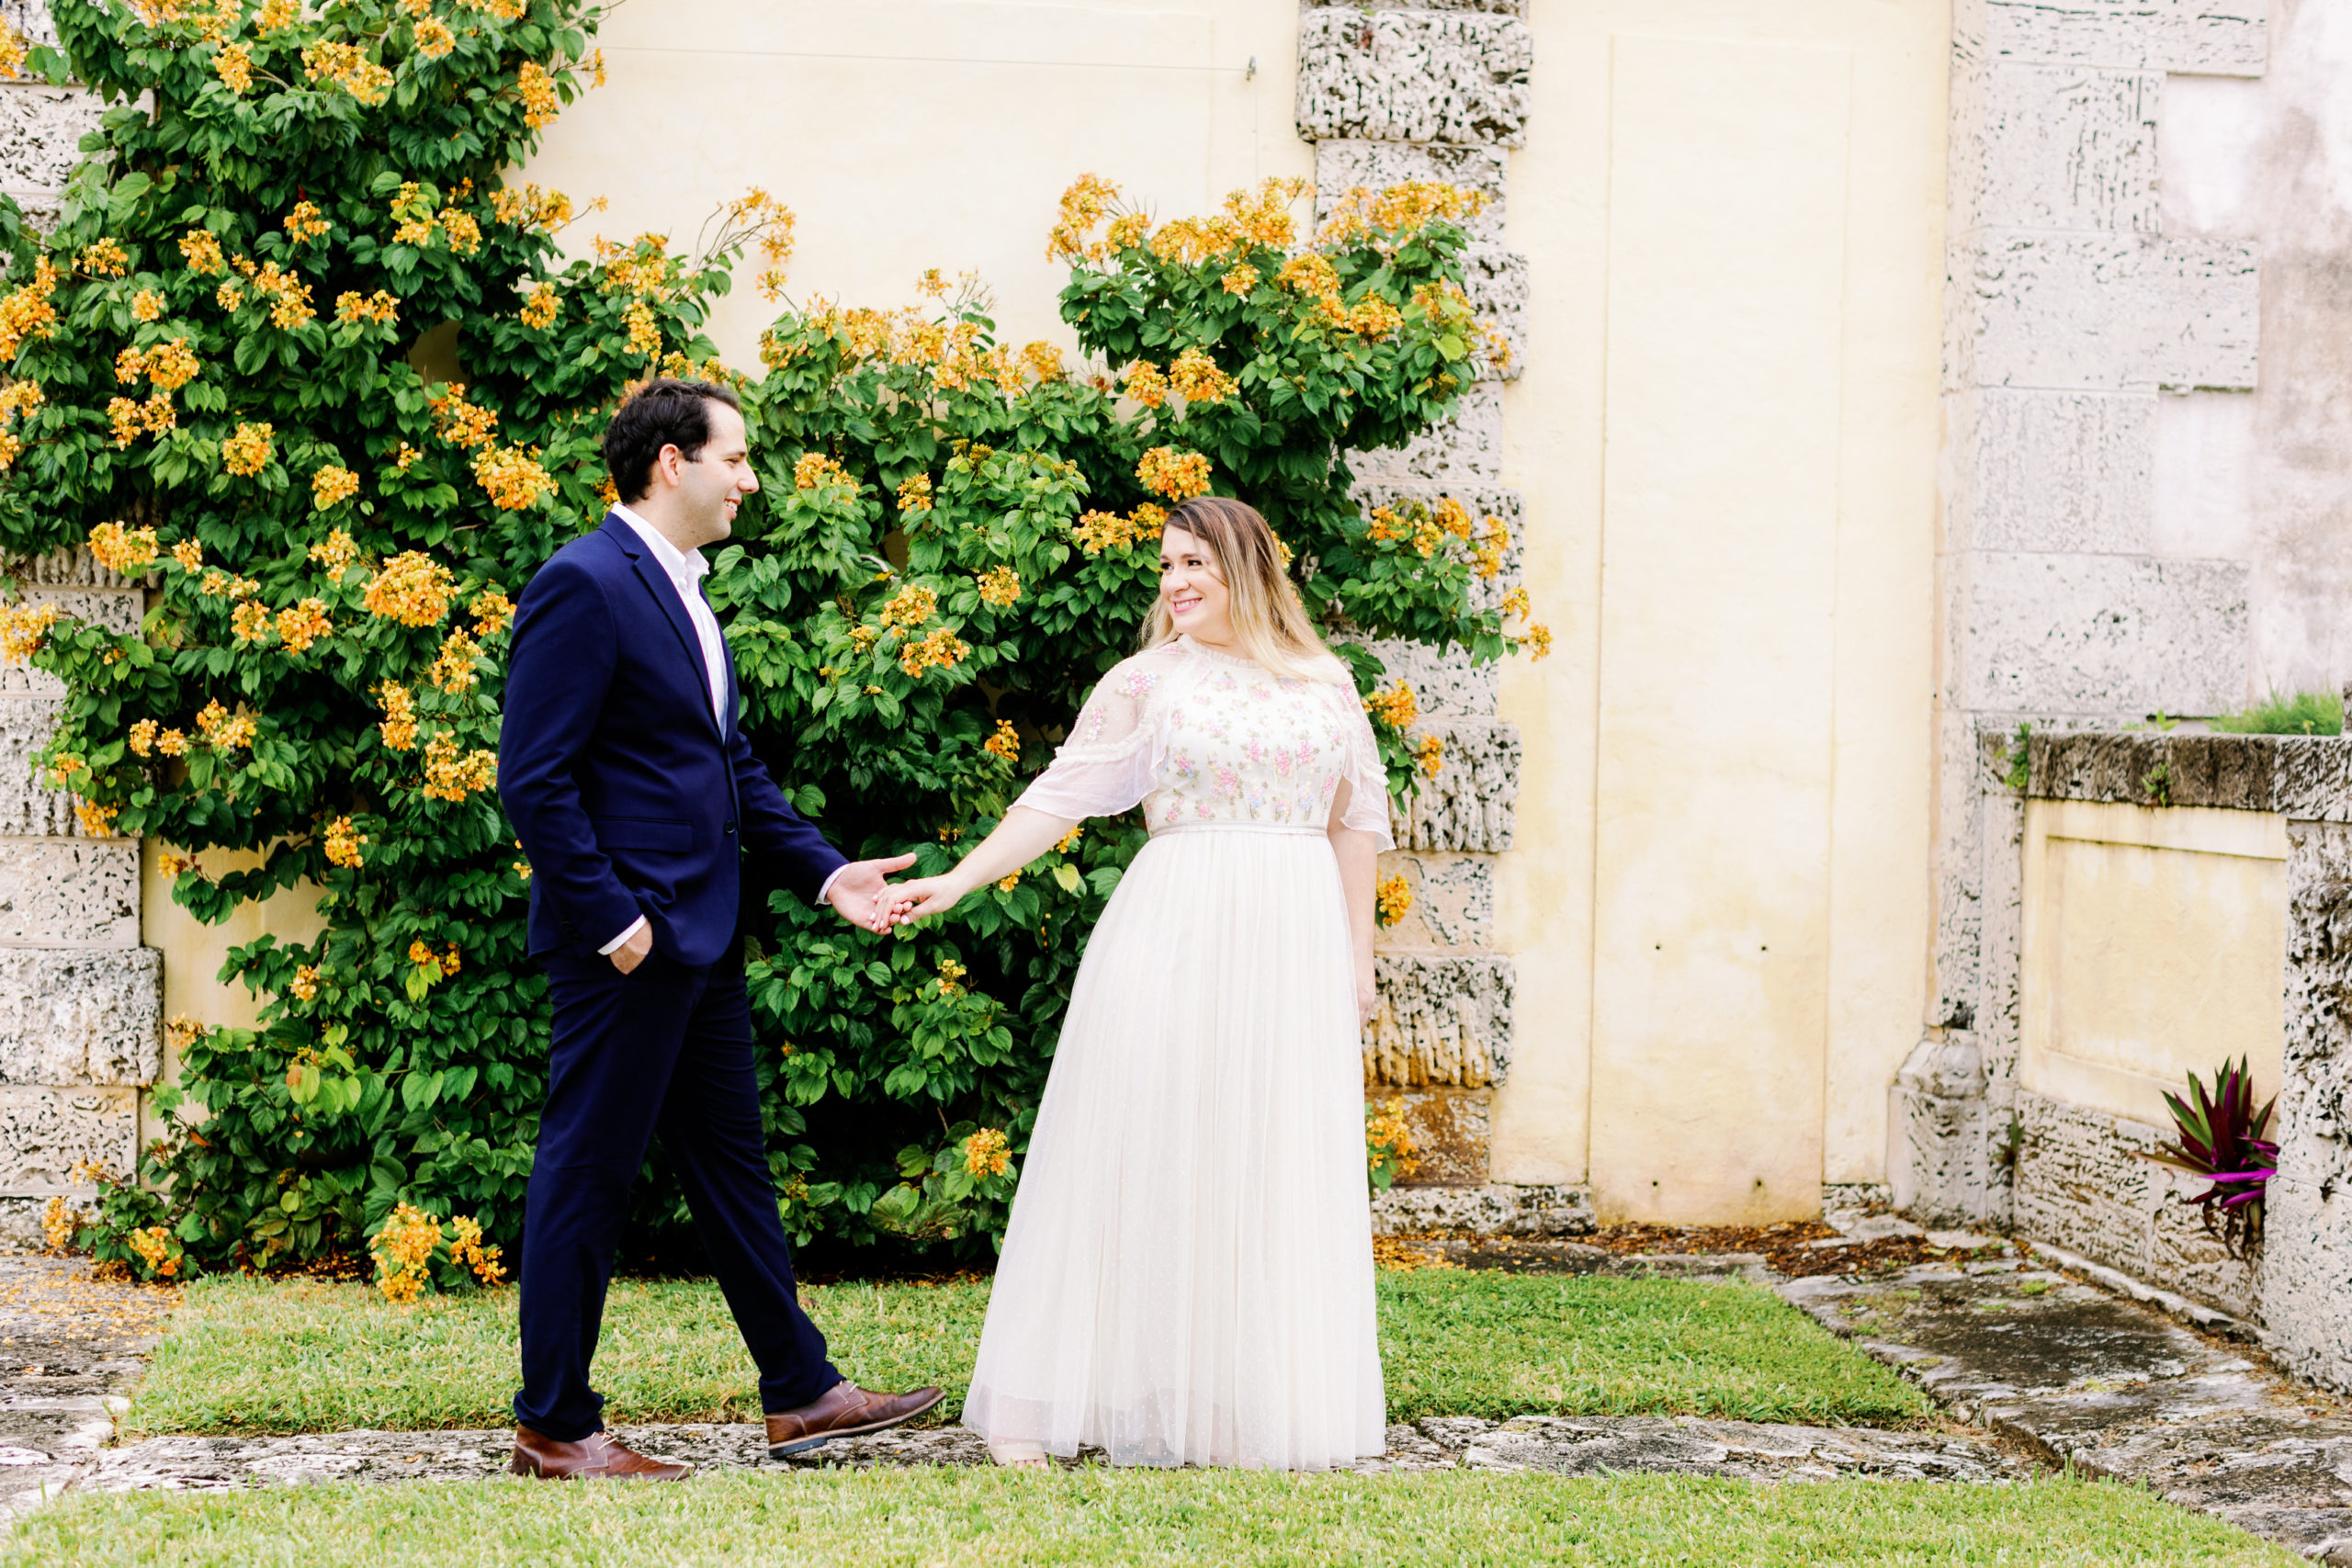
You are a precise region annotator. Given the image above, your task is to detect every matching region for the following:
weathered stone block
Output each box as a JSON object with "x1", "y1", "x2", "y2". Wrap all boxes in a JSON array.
[
  {"x1": 0, "y1": 838, "x2": 138, "y2": 945},
  {"x1": 1373, "y1": 850, "x2": 1493, "y2": 951},
  {"x1": 0, "y1": 1, "x2": 59, "y2": 50},
  {"x1": 17, "y1": 544, "x2": 153, "y2": 592},
  {"x1": 2013, "y1": 1089, "x2": 2258, "y2": 1320},
  {"x1": 2266, "y1": 820, "x2": 2352, "y2": 1388},
  {"x1": 1461, "y1": 243, "x2": 1525, "y2": 383},
  {"x1": 1365, "y1": 952, "x2": 1511, "y2": 1088},
  {"x1": 0, "y1": 84, "x2": 107, "y2": 196},
  {"x1": 1947, "y1": 232, "x2": 2259, "y2": 393},
  {"x1": 1369, "y1": 1181, "x2": 1594, "y2": 1237},
  {"x1": 0, "y1": 1085, "x2": 134, "y2": 1194},
  {"x1": 1351, "y1": 0, "x2": 1524, "y2": 12},
  {"x1": 1372, "y1": 1087, "x2": 1490, "y2": 1186},
  {"x1": 1350, "y1": 384, "x2": 1503, "y2": 486},
  {"x1": 1890, "y1": 1032, "x2": 2007, "y2": 1227},
  {"x1": 0, "y1": 695, "x2": 70, "y2": 835},
  {"x1": 1350, "y1": 483, "x2": 1524, "y2": 615},
  {"x1": 0, "y1": 947, "x2": 160, "y2": 1084},
  {"x1": 2027, "y1": 731, "x2": 2352, "y2": 818},
  {"x1": 1943, "y1": 389, "x2": 2154, "y2": 555},
  {"x1": 1949, "y1": 550, "x2": 2248, "y2": 717},
  {"x1": 1955, "y1": 0, "x2": 2267, "y2": 75},
  {"x1": 0, "y1": 587, "x2": 141, "y2": 699},
  {"x1": 1949, "y1": 62, "x2": 2159, "y2": 233},
  {"x1": 1295, "y1": 8, "x2": 1532, "y2": 148},
  {"x1": 1370, "y1": 637, "x2": 1497, "y2": 718},
  {"x1": 1315, "y1": 140, "x2": 1508, "y2": 243},
  {"x1": 1392, "y1": 717, "x2": 1517, "y2": 852}
]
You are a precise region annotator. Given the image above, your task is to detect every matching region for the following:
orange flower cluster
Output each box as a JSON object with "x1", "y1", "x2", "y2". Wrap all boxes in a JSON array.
[
  {"x1": 879, "y1": 584, "x2": 936, "y2": 631},
  {"x1": 371, "y1": 1202, "x2": 440, "y2": 1304},
  {"x1": 1472, "y1": 513, "x2": 1510, "y2": 580},
  {"x1": 129, "y1": 288, "x2": 164, "y2": 322},
  {"x1": 0, "y1": 257, "x2": 60, "y2": 361},
  {"x1": 518, "y1": 282, "x2": 559, "y2": 329},
  {"x1": 898, "y1": 626, "x2": 968, "y2": 679},
  {"x1": 377, "y1": 682, "x2": 418, "y2": 750},
  {"x1": 220, "y1": 421, "x2": 274, "y2": 477},
  {"x1": 334, "y1": 289, "x2": 401, "y2": 325},
  {"x1": 128, "y1": 1225, "x2": 181, "y2": 1280},
  {"x1": 1069, "y1": 502, "x2": 1162, "y2": 555},
  {"x1": 935, "y1": 958, "x2": 967, "y2": 997},
  {"x1": 231, "y1": 600, "x2": 273, "y2": 643},
  {"x1": 1148, "y1": 178, "x2": 1309, "y2": 265},
  {"x1": 976, "y1": 566, "x2": 1021, "y2": 607},
  {"x1": 88, "y1": 522, "x2": 160, "y2": 575},
  {"x1": 362, "y1": 552, "x2": 455, "y2": 626},
  {"x1": 196, "y1": 700, "x2": 255, "y2": 750},
  {"x1": 0, "y1": 18, "x2": 26, "y2": 77},
  {"x1": 1019, "y1": 341, "x2": 1064, "y2": 382},
  {"x1": 75, "y1": 802, "x2": 118, "y2": 837},
  {"x1": 1521, "y1": 624, "x2": 1554, "y2": 660},
  {"x1": 179, "y1": 229, "x2": 226, "y2": 276},
  {"x1": 1221, "y1": 263, "x2": 1260, "y2": 297},
  {"x1": 428, "y1": 383, "x2": 498, "y2": 448},
  {"x1": 256, "y1": 0, "x2": 297, "y2": 31},
  {"x1": 79, "y1": 239, "x2": 128, "y2": 277},
  {"x1": 198, "y1": 568, "x2": 258, "y2": 599},
  {"x1": 310, "y1": 528, "x2": 361, "y2": 576},
  {"x1": 1500, "y1": 586, "x2": 1531, "y2": 620},
  {"x1": 1046, "y1": 173, "x2": 1123, "y2": 265},
  {"x1": 490, "y1": 183, "x2": 579, "y2": 231},
  {"x1": 213, "y1": 39, "x2": 252, "y2": 92},
  {"x1": 1119, "y1": 359, "x2": 1168, "y2": 410},
  {"x1": 1318, "y1": 180, "x2": 1487, "y2": 250},
  {"x1": 303, "y1": 41, "x2": 393, "y2": 106},
  {"x1": 963, "y1": 1127, "x2": 1012, "y2": 1179},
  {"x1": 1375, "y1": 872, "x2": 1414, "y2": 928},
  {"x1": 449, "y1": 1213, "x2": 506, "y2": 1287},
  {"x1": 107, "y1": 394, "x2": 173, "y2": 446},
  {"x1": 1363, "y1": 682, "x2": 1419, "y2": 731},
  {"x1": 311, "y1": 465, "x2": 359, "y2": 510},
  {"x1": 469, "y1": 589, "x2": 514, "y2": 637},
  {"x1": 413, "y1": 15, "x2": 455, "y2": 57},
  {"x1": 1136, "y1": 446, "x2": 1211, "y2": 502},
  {"x1": 169, "y1": 538, "x2": 200, "y2": 572},
  {"x1": 472, "y1": 444, "x2": 554, "y2": 511},
  {"x1": 277, "y1": 599, "x2": 334, "y2": 654},
  {"x1": 429, "y1": 627, "x2": 481, "y2": 692},
  {"x1": 46, "y1": 752, "x2": 85, "y2": 787},
  {"x1": 982, "y1": 720, "x2": 1019, "y2": 762},
  {"x1": 1413, "y1": 733, "x2": 1444, "y2": 779},
  {"x1": 896, "y1": 474, "x2": 932, "y2": 513},
  {"x1": 284, "y1": 201, "x2": 331, "y2": 243},
  {"x1": 794, "y1": 452, "x2": 854, "y2": 491},
  {"x1": 388, "y1": 181, "x2": 438, "y2": 247},
  {"x1": 422, "y1": 732, "x2": 499, "y2": 801},
  {"x1": 224, "y1": 257, "x2": 315, "y2": 329},
  {"x1": 516, "y1": 59, "x2": 560, "y2": 127},
  {"x1": 624, "y1": 299, "x2": 662, "y2": 358},
  {"x1": 719, "y1": 186, "x2": 797, "y2": 302},
  {"x1": 128, "y1": 720, "x2": 157, "y2": 756},
  {"x1": 440, "y1": 208, "x2": 482, "y2": 255},
  {"x1": 324, "y1": 816, "x2": 368, "y2": 868},
  {"x1": 288, "y1": 965, "x2": 319, "y2": 1002},
  {"x1": 1167, "y1": 345, "x2": 1235, "y2": 404}
]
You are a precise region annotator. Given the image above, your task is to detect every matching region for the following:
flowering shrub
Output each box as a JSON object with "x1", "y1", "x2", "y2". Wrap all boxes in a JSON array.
[{"x1": 1, "y1": 0, "x2": 1544, "y2": 1277}]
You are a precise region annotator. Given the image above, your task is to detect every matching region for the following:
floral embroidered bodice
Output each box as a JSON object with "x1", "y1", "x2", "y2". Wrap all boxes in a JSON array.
[{"x1": 1015, "y1": 637, "x2": 1393, "y2": 846}]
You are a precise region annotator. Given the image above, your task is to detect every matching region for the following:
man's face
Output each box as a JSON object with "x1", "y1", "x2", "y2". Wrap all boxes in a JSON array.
[{"x1": 666, "y1": 400, "x2": 759, "y2": 547}]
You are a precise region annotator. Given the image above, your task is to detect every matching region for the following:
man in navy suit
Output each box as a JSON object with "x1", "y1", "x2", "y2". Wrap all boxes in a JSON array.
[{"x1": 499, "y1": 378, "x2": 942, "y2": 1480}]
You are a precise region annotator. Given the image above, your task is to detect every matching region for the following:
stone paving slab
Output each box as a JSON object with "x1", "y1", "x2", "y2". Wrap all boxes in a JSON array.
[
  {"x1": 1782, "y1": 1256, "x2": 2352, "y2": 1562},
  {"x1": 0, "y1": 1254, "x2": 171, "y2": 1523},
  {"x1": 87, "y1": 1413, "x2": 2024, "y2": 1489}
]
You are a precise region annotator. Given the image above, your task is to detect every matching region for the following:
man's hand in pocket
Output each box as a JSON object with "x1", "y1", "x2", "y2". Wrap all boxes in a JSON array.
[{"x1": 611, "y1": 922, "x2": 653, "y2": 975}]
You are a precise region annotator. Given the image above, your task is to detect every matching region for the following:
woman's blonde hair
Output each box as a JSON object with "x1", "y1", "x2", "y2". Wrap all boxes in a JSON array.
[{"x1": 1142, "y1": 496, "x2": 1338, "y2": 682}]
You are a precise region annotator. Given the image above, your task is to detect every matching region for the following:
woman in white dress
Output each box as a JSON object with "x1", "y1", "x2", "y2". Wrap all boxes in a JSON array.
[{"x1": 881, "y1": 495, "x2": 1393, "y2": 1471}]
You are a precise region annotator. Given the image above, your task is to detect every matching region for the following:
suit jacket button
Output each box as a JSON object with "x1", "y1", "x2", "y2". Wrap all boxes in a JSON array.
[{"x1": 723, "y1": 821, "x2": 737, "y2": 836}]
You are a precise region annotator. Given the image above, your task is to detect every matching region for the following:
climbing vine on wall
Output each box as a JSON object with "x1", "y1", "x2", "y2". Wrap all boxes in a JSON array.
[{"x1": 0, "y1": 0, "x2": 1546, "y2": 1282}]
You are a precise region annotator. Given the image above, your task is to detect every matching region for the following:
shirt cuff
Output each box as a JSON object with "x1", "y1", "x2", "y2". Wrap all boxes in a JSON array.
[
  {"x1": 815, "y1": 864, "x2": 849, "y2": 906},
  {"x1": 598, "y1": 914, "x2": 649, "y2": 956}
]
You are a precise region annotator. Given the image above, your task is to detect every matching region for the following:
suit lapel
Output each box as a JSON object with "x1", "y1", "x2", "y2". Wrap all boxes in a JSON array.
[{"x1": 601, "y1": 513, "x2": 722, "y2": 742}]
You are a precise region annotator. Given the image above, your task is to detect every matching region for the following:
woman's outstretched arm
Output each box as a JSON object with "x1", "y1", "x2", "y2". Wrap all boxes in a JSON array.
[
  {"x1": 1328, "y1": 778, "x2": 1380, "y2": 1024},
  {"x1": 881, "y1": 805, "x2": 1079, "y2": 925}
]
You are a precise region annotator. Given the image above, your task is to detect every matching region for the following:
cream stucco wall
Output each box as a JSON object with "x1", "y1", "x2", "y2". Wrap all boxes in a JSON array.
[
  {"x1": 521, "y1": 0, "x2": 1315, "y2": 371},
  {"x1": 1495, "y1": 2, "x2": 1947, "y2": 1219},
  {"x1": 2019, "y1": 798, "x2": 2286, "y2": 1127}
]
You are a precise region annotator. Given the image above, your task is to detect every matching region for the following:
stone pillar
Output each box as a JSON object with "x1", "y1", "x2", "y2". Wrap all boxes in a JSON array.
[
  {"x1": 1899, "y1": 0, "x2": 2267, "y2": 1224},
  {"x1": 0, "y1": 7, "x2": 162, "y2": 1243},
  {"x1": 1298, "y1": 2, "x2": 1582, "y2": 1235}
]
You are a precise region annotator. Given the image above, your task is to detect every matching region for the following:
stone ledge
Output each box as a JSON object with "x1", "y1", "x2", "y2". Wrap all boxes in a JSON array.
[
  {"x1": 1295, "y1": 8, "x2": 1532, "y2": 148},
  {"x1": 0, "y1": 839, "x2": 141, "y2": 946},
  {"x1": 1391, "y1": 717, "x2": 1517, "y2": 853},
  {"x1": 0, "y1": 1085, "x2": 136, "y2": 1195},
  {"x1": 0, "y1": 696, "x2": 73, "y2": 836},
  {"x1": 1366, "y1": 951, "x2": 1511, "y2": 1087},
  {"x1": 2028, "y1": 731, "x2": 2352, "y2": 821},
  {"x1": 0, "y1": 947, "x2": 161, "y2": 1085},
  {"x1": 1315, "y1": 139, "x2": 1508, "y2": 243},
  {"x1": 1955, "y1": 0, "x2": 2267, "y2": 76},
  {"x1": 1370, "y1": 1180, "x2": 1593, "y2": 1237}
]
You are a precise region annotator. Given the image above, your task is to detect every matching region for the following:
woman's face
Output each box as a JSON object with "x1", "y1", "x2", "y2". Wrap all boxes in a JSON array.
[{"x1": 1159, "y1": 526, "x2": 1233, "y2": 644}]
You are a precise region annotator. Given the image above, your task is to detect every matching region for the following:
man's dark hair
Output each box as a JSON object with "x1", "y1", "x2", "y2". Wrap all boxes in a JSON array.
[{"x1": 603, "y1": 378, "x2": 743, "y2": 503}]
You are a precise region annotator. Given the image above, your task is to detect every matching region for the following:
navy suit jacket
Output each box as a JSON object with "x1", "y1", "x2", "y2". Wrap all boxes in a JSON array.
[{"x1": 499, "y1": 513, "x2": 847, "y2": 966}]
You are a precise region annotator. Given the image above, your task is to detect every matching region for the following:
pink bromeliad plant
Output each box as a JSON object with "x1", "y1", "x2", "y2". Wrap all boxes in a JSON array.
[{"x1": 2141, "y1": 1056, "x2": 2277, "y2": 1258}]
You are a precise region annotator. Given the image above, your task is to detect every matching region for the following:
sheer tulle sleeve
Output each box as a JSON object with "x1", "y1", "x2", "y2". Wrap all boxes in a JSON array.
[
  {"x1": 1013, "y1": 655, "x2": 1164, "y2": 821},
  {"x1": 1330, "y1": 672, "x2": 1397, "y2": 851}
]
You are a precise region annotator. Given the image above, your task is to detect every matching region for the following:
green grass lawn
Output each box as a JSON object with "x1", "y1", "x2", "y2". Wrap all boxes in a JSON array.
[
  {"x1": 127, "y1": 1271, "x2": 1925, "y2": 1436},
  {"x1": 1, "y1": 1471, "x2": 2293, "y2": 1567}
]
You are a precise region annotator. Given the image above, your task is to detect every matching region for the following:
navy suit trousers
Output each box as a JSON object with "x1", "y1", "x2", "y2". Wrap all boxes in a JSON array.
[{"x1": 514, "y1": 947, "x2": 838, "y2": 1439}]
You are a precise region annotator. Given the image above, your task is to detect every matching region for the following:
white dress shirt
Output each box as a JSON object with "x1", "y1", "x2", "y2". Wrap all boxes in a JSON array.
[{"x1": 599, "y1": 504, "x2": 846, "y2": 954}]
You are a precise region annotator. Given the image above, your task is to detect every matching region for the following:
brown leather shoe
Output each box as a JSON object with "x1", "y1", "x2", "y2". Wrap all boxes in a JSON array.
[
  {"x1": 764, "y1": 1379, "x2": 946, "y2": 1458},
  {"x1": 507, "y1": 1425, "x2": 692, "y2": 1481}
]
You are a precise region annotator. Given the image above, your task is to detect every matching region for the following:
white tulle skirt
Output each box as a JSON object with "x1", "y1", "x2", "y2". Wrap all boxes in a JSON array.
[{"x1": 961, "y1": 823, "x2": 1386, "y2": 1470}]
